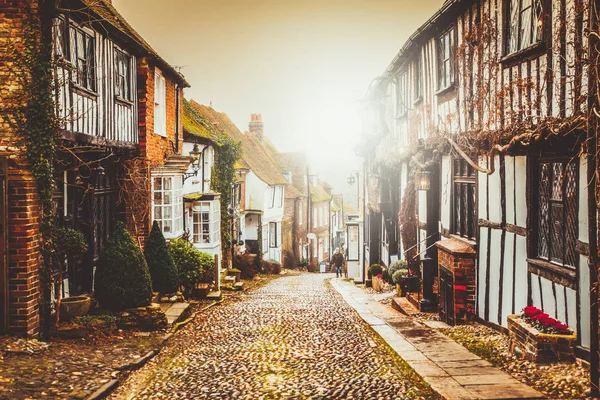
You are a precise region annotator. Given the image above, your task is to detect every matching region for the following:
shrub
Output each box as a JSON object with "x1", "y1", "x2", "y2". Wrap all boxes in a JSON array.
[
  {"x1": 262, "y1": 259, "x2": 281, "y2": 275},
  {"x1": 369, "y1": 264, "x2": 382, "y2": 277},
  {"x1": 145, "y1": 221, "x2": 179, "y2": 294},
  {"x1": 272, "y1": 262, "x2": 282, "y2": 275},
  {"x1": 235, "y1": 253, "x2": 258, "y2": 279},
  {"x1": 393, "y1": 269, "x2": 410, "y2": 285},
  {"x1": 94, "y1": 222, "x2": 152, "y2": 311},
  {"x1": 198, "y1": 251, "x2": 216, "y2": 284},
  {"x1": 169, "y1": 239, "x2": 204, "y2": 296},
  {"x1": 298, "y1": 258, "x2": 309, "y2": 268},
  {"x1": 382, "y1": 269, "x2": 391, "y2": 284},
  {"x1": 388, "y1": 260, "x2": 407, "y2": 281},
  {"x1": 55, "y1": 227, "x2": 88, "y2": 266}
]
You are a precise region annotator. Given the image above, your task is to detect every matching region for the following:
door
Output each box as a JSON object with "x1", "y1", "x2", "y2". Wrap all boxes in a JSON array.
[{"x1": 439, "y1": 266, "x2": 455, "y2": 325}]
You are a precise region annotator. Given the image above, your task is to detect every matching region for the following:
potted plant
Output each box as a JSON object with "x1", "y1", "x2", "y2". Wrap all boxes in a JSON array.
[
  {"x1": 54, "y1": 227, "x2": 88, "y2": 322},
  {"x1": 393, "y1": 266, "x2": 420, "y2": 297},
  {"x1": 368, "y1": 264, "x2": 384, "y2": 292}
]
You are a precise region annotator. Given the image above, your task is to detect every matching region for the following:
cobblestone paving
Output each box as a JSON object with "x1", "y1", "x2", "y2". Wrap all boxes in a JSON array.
[{"x1": 111, "y1": 273, "x2": 438, "y2": 399}]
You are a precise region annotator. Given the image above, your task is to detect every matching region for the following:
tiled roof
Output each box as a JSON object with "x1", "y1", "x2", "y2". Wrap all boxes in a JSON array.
[
  {"x1": 275, "y1": 152, "x2": 308, "y2": 196},
  {"x1": 80, "y1": 0, "x2": 189, "y2": 87},
  {"x1": 188, "y1": 101, "x2": 287, "y2": 186},
  {"x1": 182, "y1": 99, "x2": 222, "y2": 144},
  {"x1": 310, "y1": 184, "x2": 331, "y2": 203}
]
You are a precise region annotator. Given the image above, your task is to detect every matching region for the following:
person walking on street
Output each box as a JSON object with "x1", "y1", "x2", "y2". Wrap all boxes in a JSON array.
[{"x1": 331, "y1": 248, "x2": 345, "y2": 278}]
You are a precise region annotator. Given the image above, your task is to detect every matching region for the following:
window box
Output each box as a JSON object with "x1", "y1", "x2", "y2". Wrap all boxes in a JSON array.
[{"x1": 507, "y1": 314, "x2": 576, "y2": 363}]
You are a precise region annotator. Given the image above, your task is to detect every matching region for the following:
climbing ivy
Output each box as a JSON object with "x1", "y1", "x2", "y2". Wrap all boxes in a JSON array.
[
  {"x1": 210, "y1": 137, "x2": 241, "y2": 269},
  {"x1": 2, "y1": 2, "x2": 60, "y2": 337}
]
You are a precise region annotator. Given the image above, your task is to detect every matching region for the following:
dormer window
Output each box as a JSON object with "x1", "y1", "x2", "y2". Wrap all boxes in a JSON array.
[{"x1": 506, "y1": 0, "x2": 543, "y2": 55}]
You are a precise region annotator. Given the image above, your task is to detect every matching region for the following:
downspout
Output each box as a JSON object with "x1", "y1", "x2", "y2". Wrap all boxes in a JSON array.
[
  {"x1": 587, "y1": 0, "x2": 600, "y2": 393},
  {"x1": 175, "y1": 84, "x2": 180, "y2": 153}
]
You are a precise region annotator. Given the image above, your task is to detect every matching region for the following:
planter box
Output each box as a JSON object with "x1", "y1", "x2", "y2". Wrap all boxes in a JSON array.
[{"x1": 507, "y1": 314, "x2": 576, "y2": 363}]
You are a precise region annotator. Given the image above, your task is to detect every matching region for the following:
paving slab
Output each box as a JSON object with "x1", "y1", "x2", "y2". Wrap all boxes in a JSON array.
[{"x1": 330, "y1": 279, "x2": 543, "y2": 400}]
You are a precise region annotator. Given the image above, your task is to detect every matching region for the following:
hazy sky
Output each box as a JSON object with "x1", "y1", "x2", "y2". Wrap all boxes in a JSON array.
[{"x1": 113, "y1": 0, "x2": 443, "y2": 204}]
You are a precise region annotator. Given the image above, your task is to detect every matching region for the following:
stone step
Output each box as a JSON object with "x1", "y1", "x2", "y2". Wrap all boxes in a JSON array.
[
  {"x1": 392, "y1": 297, "x2": 420, "y2": 316},
  {"x1": 224, "y1": 276, "x2": 236, "y2": 284},
  {"x1": 206, "y1": 291, "x2": 222, "y2": 300},
  {"x1": 159, "y1": 302, "x2": 191, "y2": 326},
  {"x1": 234, "y1": 282, "x2": 244, "y2": 289}
]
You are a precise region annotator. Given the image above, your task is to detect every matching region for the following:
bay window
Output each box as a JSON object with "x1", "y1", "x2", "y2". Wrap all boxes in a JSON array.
[
  {"x1": 192, "y1": 201, "x2": 220, "y2": 245},
  {"x1": 153, "y1": 175, "x2": 183, "y2": 238}
]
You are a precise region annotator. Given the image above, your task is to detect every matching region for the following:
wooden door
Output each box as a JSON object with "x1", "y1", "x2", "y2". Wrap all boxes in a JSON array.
[{"x1": 439, "y1": 267, "x2": 455, "y2": 325}]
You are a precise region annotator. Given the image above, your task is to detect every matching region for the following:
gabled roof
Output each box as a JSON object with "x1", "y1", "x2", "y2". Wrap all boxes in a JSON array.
[
  {"x1": 78, "y1": 0, "x2": 189, "y2": 87},
  {"x1": 188, "y1": 101, "x2": 288, "y2": 186}
]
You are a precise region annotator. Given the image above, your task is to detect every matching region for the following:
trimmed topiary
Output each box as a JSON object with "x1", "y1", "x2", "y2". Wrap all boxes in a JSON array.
[
  {"x1": 145, "y1": 221, "x2": 179, "y2": 294},
  {"x1": 169, "y1": 239, "x2": 203, "y2": 295},
  {"x1": 94, "y1": 222, "x2": 153, "y2": 311}
]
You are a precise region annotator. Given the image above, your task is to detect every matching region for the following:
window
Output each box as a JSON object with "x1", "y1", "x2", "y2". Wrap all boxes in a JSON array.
[
  {"x1": 396, "y1": 71, "x2": 408, "y2": 117},
  {"x1": 453, "y1": 158, "x2": 477, "y2": 240},
  {"x1": 269, "y1": 222, "x2": 278, "y2": 248},
  {"x1": 298, "y1": 202, "x2": 303, "y2": 225},
  {"x1": 154, "y1": 73, "x2": 167, "y2": 136},
  {"x1": 414, "y1": 59, "x2": 422, "y2": 102},
  {"x1": 436, "y1": 29, "x2": 455, "y2": 91},
  {"x1": 115, "y1": 48, "x2": 132, "y2": 101},
  {"x1": 262, "y1": 224, "x2": 268, "y2": 253},
  {"x1": 313, "y1": 208, "x2": 318, "y2": 227},
  {"x1": 153, "y1": 175, "x2": 183, "y2": 237},
  {"x1": 69, "y1": 26, "x2": 96, "y2": 91},
  {"x1": 536, "y1": 160, "x2": 578, "y2": 268},
  {"x1": 507, "y1": 0, "x2": 543, "y2": 54},
  {"x1": 192, "y1": 202, "x2": 220, "y2": 245},
  {"x1": 53, "y1": 17, "x2": 67, "y2": 58}
]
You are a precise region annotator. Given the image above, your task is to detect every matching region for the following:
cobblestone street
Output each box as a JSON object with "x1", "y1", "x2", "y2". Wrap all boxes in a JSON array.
[{"x1": 111, "y1": 273, "x2": 437, "y2": 399}]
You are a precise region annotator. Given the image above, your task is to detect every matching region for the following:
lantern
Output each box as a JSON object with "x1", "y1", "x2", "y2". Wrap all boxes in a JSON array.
[{"x1": 416, "y1": 171, "x2": 431, "y2": 191}]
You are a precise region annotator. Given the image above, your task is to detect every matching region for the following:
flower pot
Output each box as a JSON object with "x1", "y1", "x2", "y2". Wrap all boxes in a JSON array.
[
  {"x1": 372, "y1": 276, "x2": 384, "y2": 292},
  {"x1": 395, "y1": 283, "x2": 402, "y2": 297},
  {"x1": 59, "y1": 295, "x2": 91, "y2": 321}
]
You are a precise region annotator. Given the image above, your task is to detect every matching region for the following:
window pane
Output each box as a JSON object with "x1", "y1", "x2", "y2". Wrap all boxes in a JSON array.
[
  {"x1": 551, "y1": 163, "x2": 563, "y2": 200},
  {"x1": 164, "y1": 177, "x2": 172, "y2": 190},
  {"x1": 538, "y1": 163, "x2": 550, "y2": 259},
  {"x1": 154, "y1": 206, "x2": 162, "y2": 219},
  {"x1": 163, "y1": 192, "x2": 171, "y2": 205},
  {"x1": 154, "y1": 177, "x2": 162, "y2": 190},
  {"x1": 550, "y1": 203, "x2": 564, "y2": 264},
  {"x1": 154, "y1": 191, "x2": 162, "y2": 204},
  {"x1": 564, "y1": 163, "x2": 578, "y2": 267},
  {"x1": 509, "y1": 0, "x2": 520, "y2": 53},
  {"x1": 163, "y1": 220, "x2": 172, "y2": 233}
]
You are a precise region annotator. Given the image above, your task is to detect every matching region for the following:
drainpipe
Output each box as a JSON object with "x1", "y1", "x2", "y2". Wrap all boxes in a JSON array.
[
  {"x1": 175, "y1": 85, "x2": 180, "y2": 153},
  {"x1": 587, "y1": 0, "x2": 600, "y2": 393}
]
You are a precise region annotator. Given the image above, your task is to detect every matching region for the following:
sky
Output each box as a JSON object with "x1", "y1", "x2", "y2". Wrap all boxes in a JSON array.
[{"x1": 112, "y1": 0, "x2": 444, "y2": 206}]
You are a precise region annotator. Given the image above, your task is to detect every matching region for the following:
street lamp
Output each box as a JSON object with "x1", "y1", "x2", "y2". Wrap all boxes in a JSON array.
[
  {"x1": 347, "y1": 171, "x2": 360, "y2": 211},
  {"x1": 184, "y1": 143, "x2": 202, "y2": 182}
]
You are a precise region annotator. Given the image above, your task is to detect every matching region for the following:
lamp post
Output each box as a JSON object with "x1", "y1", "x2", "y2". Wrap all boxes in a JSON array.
[
  {"x1": 416, "y1": 168, "x2": 436, "y2": 311},
  {"x1": 184, "y1": 143, "x2": 202, "y2": 182}
]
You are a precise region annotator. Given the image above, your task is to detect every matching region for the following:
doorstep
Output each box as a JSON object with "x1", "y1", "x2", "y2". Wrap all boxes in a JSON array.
[
  {"x1": 159, "y1": 302, "x2": 191, "y2": 326},
  {"x1": 330, "y1": 279, "x2": 542, "y2": 400}
]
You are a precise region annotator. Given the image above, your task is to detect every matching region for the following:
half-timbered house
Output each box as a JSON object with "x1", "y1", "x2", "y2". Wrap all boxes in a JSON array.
[
  {"x1": 362, "y1": 0, "x2": 599, "y2": 369},
  {"x1": 0, "y1": 0, "x2": 188, "y2": 336}
]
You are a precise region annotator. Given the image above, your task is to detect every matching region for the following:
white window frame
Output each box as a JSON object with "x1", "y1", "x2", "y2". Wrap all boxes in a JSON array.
[
  {"x1": 154, "y1": 72, "x2": 167, "y2": 136},
  {"x1": 152, "y1": 175, "x2": 184, "y2": 238},
  {"x1": 269, "y1": 221, "x2": 278, "y2": 248},
  {"x1": 192, "y1": 201, "x2": 220, "y2": 245},
  {"x1": 262, "y1": 224, "x2": 268, "y2": 253}
]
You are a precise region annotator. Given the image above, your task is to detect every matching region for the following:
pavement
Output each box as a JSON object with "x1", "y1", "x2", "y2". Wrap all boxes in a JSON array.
[
  {"x1": 331, "y1": 278, "x2": 544, "y2": 400},
  {"x1": 110, "y1": 272, "x2": 439, "y2": 399}
]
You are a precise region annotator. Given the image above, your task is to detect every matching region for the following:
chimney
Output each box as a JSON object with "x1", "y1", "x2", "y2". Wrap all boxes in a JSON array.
[{"x1": 249, "y1": 113, "x2": 264, "y2": 142}]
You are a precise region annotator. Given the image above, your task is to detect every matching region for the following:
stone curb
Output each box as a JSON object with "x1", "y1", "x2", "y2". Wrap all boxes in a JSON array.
[
  {"x1": 170, "y1": 299, "x2": 223, "y2": 333},
  {"x1": 85, "y1": 379, "x2": 119, "y2": 400}
]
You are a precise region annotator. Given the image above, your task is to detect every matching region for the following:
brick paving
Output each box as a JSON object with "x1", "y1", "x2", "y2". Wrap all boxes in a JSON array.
[{"x1": 110, "y1": 273, "x2": 438, "y2": 399}]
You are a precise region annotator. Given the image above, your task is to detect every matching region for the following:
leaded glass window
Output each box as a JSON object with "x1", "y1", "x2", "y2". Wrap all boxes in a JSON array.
[
  {"x1": 437, "y1": 29, "x2": 455, "y2": 91},
  {"x1": 453, "y1": 158, "x2": 477, "y2": 240},
  {"x1": 537, "y1": 160, "x2": 578, "y2": 268},
  {"x1": 507, "y1": 0, "x2": 543, "y2": 54}
]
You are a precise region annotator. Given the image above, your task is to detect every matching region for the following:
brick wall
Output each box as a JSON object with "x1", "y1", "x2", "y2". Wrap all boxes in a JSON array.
[
  {"x1": 0, "y1": 1, "x2": 42, "y2": 336},
  {"x1": 135, "y1": 57, "x2": 184, "y2": 239},
  {"x1": 7, "y1": 160, "x2": 41, "y2": 336}
]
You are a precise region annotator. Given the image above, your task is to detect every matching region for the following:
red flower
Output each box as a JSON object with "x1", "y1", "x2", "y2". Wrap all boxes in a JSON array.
[
  {"x1": 522, "y1": 306, "x2": 542, "y2": 317},
  {"x1": 376, "y1": 273, "x2": 382, "y2": 279}
]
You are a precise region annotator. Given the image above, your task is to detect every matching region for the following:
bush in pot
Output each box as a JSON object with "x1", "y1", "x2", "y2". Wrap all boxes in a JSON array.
[
  {"x1": 145, "y1": 221, "x2": 179, "y2": 294},
  {"x1": 95, "y1": 222, "x2": 153, "y2": 311},
  {"x1": 198, "y1": 251, "x2": 216, "y2": 284},
  {"x1": 368, "y1": 264, "x2": 383, "y2": 277}
]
